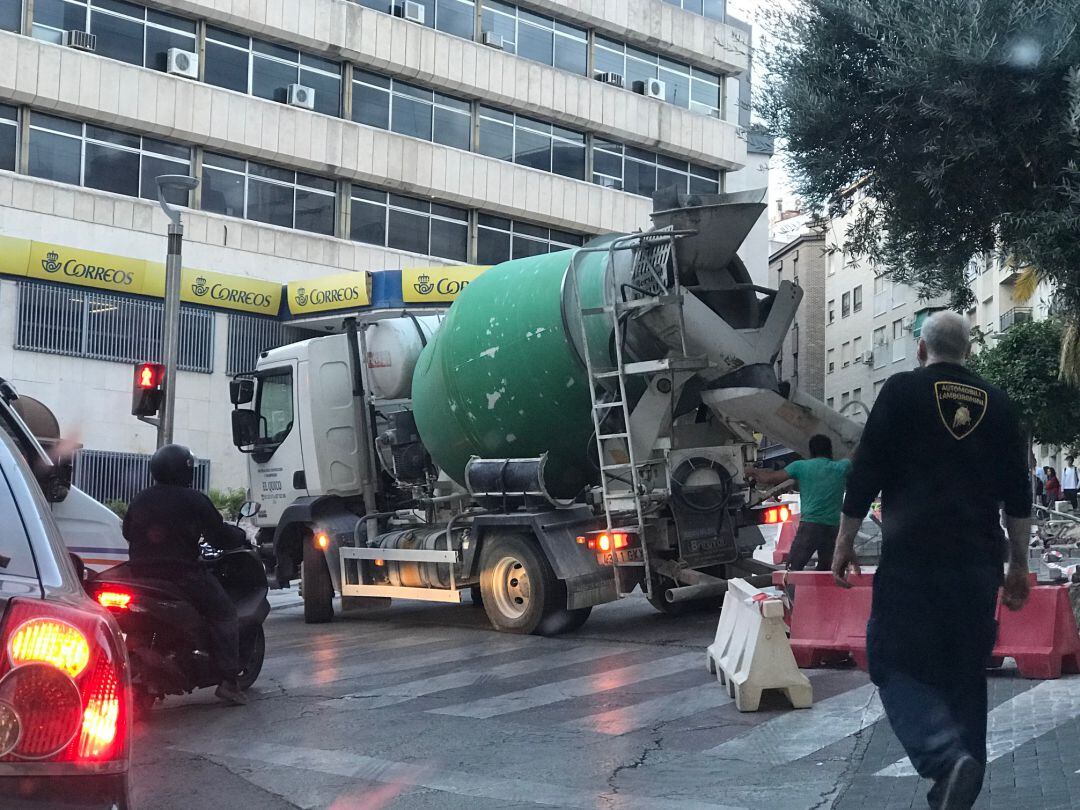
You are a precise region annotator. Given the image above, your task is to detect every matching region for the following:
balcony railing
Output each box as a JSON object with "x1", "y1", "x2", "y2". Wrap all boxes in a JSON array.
[{"x1": 999, "y1": 307, "x2": 1033, "y2": 332}]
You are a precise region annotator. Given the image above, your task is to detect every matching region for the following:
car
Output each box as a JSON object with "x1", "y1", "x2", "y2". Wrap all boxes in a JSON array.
[{"x1": 0, "y1": 428, "x2": 131, "y2": 809}]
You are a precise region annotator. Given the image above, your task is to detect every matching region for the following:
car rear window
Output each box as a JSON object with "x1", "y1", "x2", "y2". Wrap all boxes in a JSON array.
[{"x1": 0, "y1": 468, "x2": 36, "y2": 581}]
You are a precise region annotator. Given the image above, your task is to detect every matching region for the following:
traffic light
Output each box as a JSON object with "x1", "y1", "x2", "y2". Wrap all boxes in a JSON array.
[{"x1": 131, "y1": 362, "x2": 165, "y2": 418}]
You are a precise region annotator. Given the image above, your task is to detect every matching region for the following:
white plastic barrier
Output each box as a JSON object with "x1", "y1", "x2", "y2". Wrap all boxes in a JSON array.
[{"x1": 706, "y1": 578, "x2": 813, "y2": 712}]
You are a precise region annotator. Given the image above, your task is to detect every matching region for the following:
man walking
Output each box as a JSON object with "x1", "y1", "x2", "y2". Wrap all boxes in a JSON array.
[
  {"x1": 832, "y1": 311, "x2": 1030, "y2": 810},
  {"x1": 1061, "y1": 456, "x2": 1078, "y2": 509},
  {"x1": 745, "y1": 434, "x2": 850, "y2": 571}
]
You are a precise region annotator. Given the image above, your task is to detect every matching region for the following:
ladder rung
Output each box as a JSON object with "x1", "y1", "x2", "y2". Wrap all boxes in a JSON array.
[
  {"x1": 614, "y1": 561, "x2": 647, "y2": 567},
  {"x1": 594, "y1": 401, "x2": 625, "y2": 409},
  {"x1": 614, "y1": 294, "x2": 682, "y2": 312},
  {"x1": 598, "y1": 432, "x2": 629, "y2": 440},
  {"x1": 601, "y1": 463, "x2": 633, "y2": 472},
  {"x1": 581, "y1": 305, "x2": 614, "y2": 316}
]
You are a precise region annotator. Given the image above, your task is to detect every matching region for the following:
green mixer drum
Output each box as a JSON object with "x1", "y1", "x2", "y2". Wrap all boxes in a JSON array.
[{"x1": 411, "y1": 247, "x2": 609, "y2": 499}]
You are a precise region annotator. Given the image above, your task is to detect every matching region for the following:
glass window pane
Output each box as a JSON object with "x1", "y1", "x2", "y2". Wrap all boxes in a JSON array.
[
  {"x1": 28, "y1": 130, "x2": 81, "y2": 185},
  {"x1": 514, "y1": 128, "x2": 550, "y2": 171},
  {"x1": 659, "y1": 67, "x2": 691, "y2": 109},
  {"x1": 145, "y1": 26, "x2": 196, "y2": 73},
  {"x1": 433, "y1": 107, "x2": 471, "y2": 151},
  {"x1": 300, "y1": 51, "x2": 339, "y2": 74},
  {"x1": 0, "y1": 122, "x2": 16, "y2": 172},
  {"x1": 351, "y1": 185, "x2": 385, "y2": 204},
  {"x1": 34, "y1": 0, "x2": 84, "y2": 31},
  {"x1": 354, "y1": 0, "x2": 385, "y2": 10},
  {"x1": 86, "y1": 125, "x2": 139, "y2": 149},
  {"x1": 436, "y1": 0, "x2": 474, "y2": 39},
  {"x1": 515, "y1": 221, "x2": 547, "y2": 239},
  {"x1": 294, "y1": 190, "x2": 335, "y2": 236},
  {"x1": 95, "y1": 0, "x2": 142, "y2": 17},
  {"x1": 553, "y1": 35, "x2": 586, "y2": 75},
  {"x1": 142, "y1": 136, "x2": 189, "y2": 159},
  {"x1": 300, "y1": 68, "x2": 341, "y2": 117},
  {"x1": 549, "y1": 228, "x2": 582, "y2": 246},
  {"x1": 625, "y1": 57, "x2": 657, "y2": 91},
  {"x1": 478, "y1": 213, "x2": 510, "y2": 229},
  {"x1": 512, "y1": 235, "x2": 547, "y2": 259},
  {"x1": 0, "y1": 0, "x2": 21, "y2": 32},
  {"x1": 297, "y1": 172, "x2": 335, "y2": 193},
  {"x1": 688, "y1": 173, "x2": 719, "y2": 195},
  {"x1": 353, "y1": 82, "x2": 390, "y2": 129},
  {"x1": 429, "y1": 218, "x2": 467, "y2": 261},
  {"x1": 435, "y1": 93, "x2": 470, "y2": 113},
  {"x1": 703, "y1": 0, "x2": 725, "y2": 20},
  {"x1": 355, "y1": 70, "x2": 391, "y2": 90},
  {"x1": 656, "y1": 167, "x2": 686, "y2": 193},
  {"x1": 253, "y1": 39, "x2": 297, "y2": 62},
  {"x1": 250, "y1": 162, "x2": 293, "y2": 183},
  {"x1": 85, "y1": 142, "x2": 140, "y2": 196},
  {"x1": 478, "y1": 117, "x2": 514, "y2": 161},
  {"x1": 481, "y1": 10, "x2": 516, "y2": 52},
  {"x1": 205, "y1": 41, "x2": 249, "y2": 93},
  {"x1": 517, "y1": 22, "x2": 553, "y2": 66},
  {"x1": 624, "y1": 159, "x2": 656, "y2": 197},
  {"x1": 389, "y1": 194, "x2": 427, "y2": 212},
  {"x1": 350, "y1": 199, "x2": 386, "y2": 245},
  {"x1": 476, "y1": 228, "x2": 510, "y2": 265},
  {"x1": 592, "y1": 147, "x2": 622, "y2": 178},
  {"x1": 141, "y1": 154, "x2": 190, "y2": 204},
  {"x1": 392, "y1": 96, "x2": 433, "y2": 141},
  {"x1": 387, "y1": 209, "x2": 429, "y2": 255},
  {"x1": 431, "y1": 203, "x2": 467, "y2": 221},
  {"x1": 203, "y1": 151, "x2": 245, "y2": 172},
  {"x1": 252, "y1": 55, "x2": 297, "y2": 104},
  {"x1": 90, "y1": 9, "x2": 144, "y2": 66},
  {"x1": 206, "y1": 25, "x2": 247, "y2": 48},
  {"x1": 691, "y1": 77, "x2": 720, "y2": 109},
  {"x1": 147, "y1": 9, "x2": 195, "y2": 33},
  {"x1": 552, "y1": 141, "x2": 585, "y2": 180},
  {"x1": 247, "y1": 178, "x2": 294, "y2": 228},
  {"x1": 395, "y1": 82, "x2": 431, "y2": 102}
]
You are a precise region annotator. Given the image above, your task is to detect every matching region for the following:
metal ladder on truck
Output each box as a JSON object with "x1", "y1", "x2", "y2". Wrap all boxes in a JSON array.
[{"x1": 567, "y1": 229, "x2": 704, "y2": 599}]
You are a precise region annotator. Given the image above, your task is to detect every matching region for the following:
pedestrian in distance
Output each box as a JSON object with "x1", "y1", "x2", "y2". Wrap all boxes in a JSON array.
[
  {"x1": 832, "y1": 311, "x2": 1031, "y2": 810},
  {"x1": 744, "y1": 434, "x2": 851, "y2": 572},
  {"x1": 1045, "y1": 466, "x2": 1062, "y2": 507},
  {"x1": 1060, "y1": 456, "x2": 1078, "y2": 509}
]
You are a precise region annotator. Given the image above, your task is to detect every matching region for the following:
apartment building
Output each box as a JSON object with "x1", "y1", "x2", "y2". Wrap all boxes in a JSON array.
[
  {"x1": 768, "y1": 223, "x2": 825, "y2": 400},
  {"x1": 0, "y1": 0, "x2": 756, "y2": 500}
]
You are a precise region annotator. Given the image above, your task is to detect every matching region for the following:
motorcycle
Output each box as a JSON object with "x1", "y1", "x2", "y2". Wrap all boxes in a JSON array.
[{"x1": 84, "y1": 502, "x2": 270, "y2": 712}]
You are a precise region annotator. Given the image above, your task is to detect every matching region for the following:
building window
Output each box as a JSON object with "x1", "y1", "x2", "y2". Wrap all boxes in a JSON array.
[
  {"x1": 32, "y1": 0, "x2": 196, "y2": 72},
  {"x1": 353, "y1": 72, "x2": 472, "y2": 151},
  {"x1": 0, "y1": 104, "x2": 16, "y2": 172},
  {"x1": 205, "y1": 27, "x2": 342, "y2": 117},
  {"x1": 661, "y1": 0, "x2": 726, "y2": 22},
  {"x1": 852, "y1": 387, "x2": 861, "y2": 402},
  {"x1": 841, "y1": 341, "x2": 851, "y2": 368},
  {"x1": 74, "y1": 448, "x2": 210, "y2": 504},
  {"x1": 1, "y1": 0, "x2": 21, "y2": 32},
  {"x1": 826, "y1": 397, "x2": 834, "y2": 409},
  {"x1": 481, "y1": 2, "x2": 587, "y2": 75},
  {"x1": 592, "y1": 140, "x2": 719, "y2": 196},
  {"x1": 478, "y1": 106, "x2": 587, "y2": 180},
  {"x1": 355, "y1": 0, "x2": 475, "y2": 39},
  {"x1": 28, "y1": 113, "x2": 192, "y2": 204},
  {"x1": 853, "y1": 336, "x2": 862, "y2": 363},
  {"x1": 826, "y1": 348, "x2": 835, "y2": 374},
  {"x1": 476, "y1": 214, "x2": 584, "y2": 264},
  {"x1": 872, "y1": 326, "x2": 887, "y2": 370},
  {"x1": 841, "y1": 291, "x2": 851, "y2": 318},
  {"x1": 827, "y1": 299, "x2": 835, "y2": 324},
  {"x1": 853, "y1": 284, "x2": 863, "y2": 312},
  {"x1": 202, "y1": 153, "x2": 336, "y2": 236},
  {"x1": 841, "y1": 391, "x2": 850, "y2": 407},
  {"x1": 594, "y1": 37, "x2": 721, "y2": 117},
  {"x1": 226, "y1": 314, "x2": 313, "y2": 376},
  {"x1": 892, "y1": 318, "x2": 906, "y2": 362},
  {"x1": 873, "y1": 379, "x2": 884, "y2": 399},
  {"x1": 350, "y1": 186, "x2": 469, "y2": 262},
  {"x1": 15, "y1": 280, "x2": 214, "y2": 373}
]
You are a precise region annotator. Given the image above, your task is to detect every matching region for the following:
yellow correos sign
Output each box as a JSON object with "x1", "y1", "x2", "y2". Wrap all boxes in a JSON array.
[
  {"x1": 287, "y1": 271, "x2": 371, "y2": 315},
  {"x1": 143, "y1": 264, "x2": 282, "y2": 315},
  {"x1": 0, "y1": 235, "x2": 31, "y2": 278},
  {"x1": 402, "y1": 265, "x2": 487, "y2": 303},
  {"x1": 27, "y1": 241, "x2": 153, "y2": 294}
]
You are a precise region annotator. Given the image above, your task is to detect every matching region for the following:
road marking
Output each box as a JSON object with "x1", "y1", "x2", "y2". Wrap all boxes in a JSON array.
[
  {"x1": 429, "y1": 651, "x2": 701, "y2": 719},
  {"x1": 562, "y1": 683, "x2": 735, "y2": 735},
  {"x1": 878, "y1": 677, "x2": 1080, "y2": 776},
  {"x1": 176, "y1": 739, "x2": 746, "y2": 810},
  {"x1": 702, "y1": 683, "x2": 883, "y2": 765},
  {"x1": 323, "y1": 643, "x2": 635, "y2": 709},
  {"x1": 263, "y1": 628, "x2": 442, "y2": 670}
]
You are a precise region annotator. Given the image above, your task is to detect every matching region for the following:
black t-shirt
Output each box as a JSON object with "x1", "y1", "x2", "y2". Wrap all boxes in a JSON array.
[
  {"x1": 842, "y1": 362, "x2": 1030, "y2": 569},
  {"x1": 123, "y1": 484, "x2": 236, "y2": 568}
]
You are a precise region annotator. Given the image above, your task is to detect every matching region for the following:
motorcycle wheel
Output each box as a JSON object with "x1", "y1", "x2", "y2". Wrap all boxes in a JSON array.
[
  {"x1": 133, "y1": 687, "x2": 157, "y2": 717},
  {"x1": 237, "y1": 625, "x2": 266, "y2": 691}
]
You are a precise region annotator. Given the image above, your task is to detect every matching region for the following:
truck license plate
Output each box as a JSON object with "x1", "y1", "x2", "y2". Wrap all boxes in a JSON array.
[{"x1": 598, "y1": 546, "x2": 643, "y2": 565}]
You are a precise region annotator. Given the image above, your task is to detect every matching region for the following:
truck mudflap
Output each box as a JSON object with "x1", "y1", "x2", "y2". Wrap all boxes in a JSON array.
[{"x1": 469, "y1": 506, "x2": 617, "y2": 609}]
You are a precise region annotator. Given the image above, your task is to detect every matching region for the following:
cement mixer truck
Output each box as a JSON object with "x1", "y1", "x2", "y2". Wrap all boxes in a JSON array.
[{"x1": 229, "y1": 190, "x2": 862, "y2": 633}]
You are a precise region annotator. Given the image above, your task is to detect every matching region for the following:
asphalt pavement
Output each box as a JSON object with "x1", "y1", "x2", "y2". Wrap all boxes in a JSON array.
[{"x1": 129, "y1": 587, "x2": 1080, "y2": 810}]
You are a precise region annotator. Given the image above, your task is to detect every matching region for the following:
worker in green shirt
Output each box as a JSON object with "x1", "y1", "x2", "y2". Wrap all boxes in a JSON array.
[{"x1": 744, "y1": 434, "x2": 851, "y2": 571}]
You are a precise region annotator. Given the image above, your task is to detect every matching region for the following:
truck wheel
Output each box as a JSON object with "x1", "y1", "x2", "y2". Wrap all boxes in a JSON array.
[
  {"x1": 302, "y1": 536, "x2": 334, "y2": 624},
  {"x1": 480, "y1": 534, "x2": 561, "y2": 634},
  {"x1": 539, "y1": 605, "x2": 592, "y2": 635}
]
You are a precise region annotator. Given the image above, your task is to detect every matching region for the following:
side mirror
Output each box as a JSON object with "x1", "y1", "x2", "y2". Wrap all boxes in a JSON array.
[
  {"x1": 41, "y1": 458, "x2": 73, "y2": 503},
  {"x1": 230, "y1": 378, "x2": 255, "y2": 406},
  {"x1": 239, "y1": 501, "x2": 261, "y2": 518},
  {"x1": 231, "y1": 409, "x2": 259, "y2": 448}
]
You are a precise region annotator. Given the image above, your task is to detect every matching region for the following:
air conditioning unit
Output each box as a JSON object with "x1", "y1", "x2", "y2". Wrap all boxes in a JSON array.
[
  {"x1": 858, "y1": 351, "x2": 874, "y2": 365},
  {"x1": 63, "y1": 30, "x2": 96, "y2": 52},
  {"x1": 482, "y1": 31, "x2": 504, "y2": 49},
  {"x1": 595, "y1": 72, "x2": 625, "y2": 88},
  {"x1": 288, "y1": 83, "x2": 316, "y2": 110},
  {"x1": 902, "y1": 316, "x2": 915, "y2": 331},
  {"x1": 393, "y1": 0, "x2": 425, "y2": 24},
  {"x1": 633, "y1": 78, "x2": 666, "y2": 100},
  {"x1": 167, "y1": 48, "x2": 199, "y2": 79}
]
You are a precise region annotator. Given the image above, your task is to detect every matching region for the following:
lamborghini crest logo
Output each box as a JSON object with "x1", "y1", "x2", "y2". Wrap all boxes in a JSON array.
[{"x1": 935, "y1": 381, "x2": 987, "y2": 440}]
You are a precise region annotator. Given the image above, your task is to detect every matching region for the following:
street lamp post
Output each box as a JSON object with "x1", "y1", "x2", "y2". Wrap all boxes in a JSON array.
[{"x1": 155, "y1": 175, "x2": 199, "y2": 449}]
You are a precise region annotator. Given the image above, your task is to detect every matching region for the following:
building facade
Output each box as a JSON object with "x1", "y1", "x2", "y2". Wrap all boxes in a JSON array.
[
  {"x1": 768, "y1": 225, "x2": 825, "y2": 400},
  {"x1": 0, "y1": 0, "x2": 756, "y2": 500}
]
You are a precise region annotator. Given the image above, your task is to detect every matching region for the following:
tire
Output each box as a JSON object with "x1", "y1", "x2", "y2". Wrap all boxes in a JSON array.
[
  {"x1": 302, "y1": 536, "x2": 334, "y2": 624},
  {"x1": 237, "y1": 625, "x2": 266, "y2": 690},
  {"x1": 480, "y1": 533, "x2": 563, "y2": 635},
  {"x1": 469, "y1": 585, "x2": 484, "y2": 607},
  {"x1": 539, "y1": 605, "x2": 592, "y2": 635}
]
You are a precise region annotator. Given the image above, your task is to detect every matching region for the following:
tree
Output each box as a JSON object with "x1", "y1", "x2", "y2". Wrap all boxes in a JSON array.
[
  {"x1": 762, "y1": 0, "x2": 1080, "y2": 374},
  {"x1": 968, "y1": 319, "x2": 1080, "y2": 449}
]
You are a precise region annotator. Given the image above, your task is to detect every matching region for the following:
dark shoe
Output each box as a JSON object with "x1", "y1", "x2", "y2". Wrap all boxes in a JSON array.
[
  {"x1": 215, "y1": 680, "x2": 249, "y2": 706},
  {"x1": 934, "y1": 755, "x2": 982, "y2": 810}
]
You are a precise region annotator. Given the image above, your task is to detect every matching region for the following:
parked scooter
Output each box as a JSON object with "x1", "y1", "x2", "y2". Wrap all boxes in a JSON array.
[{"x1": 84, "y1": 502, "x2": 270, "y2": 711}]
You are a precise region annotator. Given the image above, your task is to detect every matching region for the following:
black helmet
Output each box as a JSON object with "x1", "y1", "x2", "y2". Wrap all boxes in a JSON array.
[{"x1": 150, "y1": 444, "x2": 195, "y2": 487}]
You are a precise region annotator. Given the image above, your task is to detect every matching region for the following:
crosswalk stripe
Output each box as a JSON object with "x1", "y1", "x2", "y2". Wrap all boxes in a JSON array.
[
  {"x1": 562, "y1": 683, "x2": 734, "y2": 735},
  {"x1": 877, "y1": 677, "x2": 1080, "y2": 777},
  {"x1": 176, "y1": 739, "x2": 747, "y2": 810},
  {"x1": 322, "y1": 643, "x2": 636, "y2": 709},
  {"x1": 263, "y1": 629, "x2": 441, "y2": 672},
  {"x1": 702, "y1": 683, "x2": 884, "y2": 765},
  {"x1": 429, "y1": 651, "x2": 701, "y2": 719}
]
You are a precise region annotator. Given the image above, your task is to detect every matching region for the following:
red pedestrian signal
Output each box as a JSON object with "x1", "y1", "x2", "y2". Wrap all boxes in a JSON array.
[{"x1": 131, "y1": 362, "x2": 165, "y2": 417}]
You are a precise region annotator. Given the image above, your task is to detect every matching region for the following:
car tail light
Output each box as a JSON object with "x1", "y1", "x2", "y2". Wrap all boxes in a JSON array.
[
  {"x1": 95, "y1": 589, "x2": 132, "y2": 612},
  {"x1": 0, "y1": 598, "x2": 128, "y2": 765}
]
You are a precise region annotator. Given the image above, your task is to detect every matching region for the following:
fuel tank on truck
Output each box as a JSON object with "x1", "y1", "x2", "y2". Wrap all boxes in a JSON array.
[{"x1": 411, "y1": 246, "x2": 613, "y2": 499}]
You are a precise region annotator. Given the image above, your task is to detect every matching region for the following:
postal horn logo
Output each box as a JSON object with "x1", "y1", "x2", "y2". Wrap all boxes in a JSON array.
[
  {"x1": 934, "y1": 381, "x2": 988, "y2": 440},
  {"x1": 413, "y1": 273, "x2": 434, "y2": 296},
  {"x1": 41, "y1": 251, "x2": 62, "y2": 274},
  {"x1": 191, "y1": 276, "x2": 209, "y2": 297},
  {"x1": 294, "y1": 287, "x2": 309, "y2": 307}
]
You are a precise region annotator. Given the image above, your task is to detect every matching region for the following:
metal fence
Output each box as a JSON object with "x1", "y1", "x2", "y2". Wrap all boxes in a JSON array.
[
  {"x1": 226, "y1": 313, "x2": 312, "y2": 375},
  {"x1": 16, "y1": 281, "x2": 215, "y2": 373},
  {"x1": 72, "y1": 448, "x2": 211, "y2": 505}
]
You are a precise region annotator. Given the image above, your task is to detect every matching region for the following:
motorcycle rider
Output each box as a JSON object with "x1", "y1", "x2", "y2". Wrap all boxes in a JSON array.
[{"x1": 123, "y1": 444, "x2": 248, "y2": 705}]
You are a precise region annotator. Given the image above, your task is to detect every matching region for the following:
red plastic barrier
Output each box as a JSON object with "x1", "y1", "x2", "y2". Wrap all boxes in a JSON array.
[
  {"x1": 772, "y1": 570, "x2": 872, "y2": 669},
  {"x1": 992, "y1": 584, "x2": 1080, "y2": 679},
  {"x1": 771, "y1": 515, "x2": 801, "y2": 565}
]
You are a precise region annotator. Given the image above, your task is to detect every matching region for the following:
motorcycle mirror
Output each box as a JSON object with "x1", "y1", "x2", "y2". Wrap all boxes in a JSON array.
[{"x1": 239, "y1": 501, "x2": 261, "y2": 518}]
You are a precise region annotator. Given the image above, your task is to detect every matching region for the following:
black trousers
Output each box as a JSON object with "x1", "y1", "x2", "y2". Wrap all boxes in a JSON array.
[
  {"x1": 172, "y1": 568, "x2": 241, "y2": 681},
  {"x1": 787, "y1": 520, "x2": 838, "y2": 571},
  {"x1": 1065, "y1": 488, "x2": 1078, "y2": 509}
]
